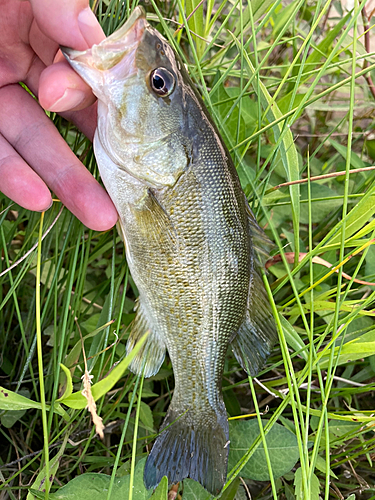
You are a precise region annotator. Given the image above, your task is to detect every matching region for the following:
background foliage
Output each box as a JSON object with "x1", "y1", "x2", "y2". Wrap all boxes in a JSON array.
[{"x1": 1, "y1": 0, "x2": 375, "y2": 498}]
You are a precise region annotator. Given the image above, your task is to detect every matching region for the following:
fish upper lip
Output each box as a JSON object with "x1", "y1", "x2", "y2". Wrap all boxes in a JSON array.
[{"x1": 102, "y1": 6, "x2": 146, "y2": 43}]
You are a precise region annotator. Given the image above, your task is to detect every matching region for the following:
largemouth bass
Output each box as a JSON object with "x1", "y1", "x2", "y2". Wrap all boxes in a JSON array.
[{"x1": 63, "y1": 7, "x2": 277, "y2": 495}]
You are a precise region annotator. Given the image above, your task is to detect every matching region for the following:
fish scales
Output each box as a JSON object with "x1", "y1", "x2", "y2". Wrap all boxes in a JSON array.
[{"x1": 62, "y1": 6, "x2": 277, "y2": 496}]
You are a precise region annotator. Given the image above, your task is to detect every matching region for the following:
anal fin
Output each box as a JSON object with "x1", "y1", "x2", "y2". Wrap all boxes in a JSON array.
[{"x1": 126, "y1": 300, "x2": 166, "y2": 378}]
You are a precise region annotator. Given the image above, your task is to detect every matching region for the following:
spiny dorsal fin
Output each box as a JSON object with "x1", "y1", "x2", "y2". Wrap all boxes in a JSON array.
[{"x1": 245, "y1": 201, "x2": 273, "y2": 268}]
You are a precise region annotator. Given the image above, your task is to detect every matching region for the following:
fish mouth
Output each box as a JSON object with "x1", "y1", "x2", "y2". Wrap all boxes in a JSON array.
[{"x1": 61, "y1": 6, "x2": 147, "y2": 91}]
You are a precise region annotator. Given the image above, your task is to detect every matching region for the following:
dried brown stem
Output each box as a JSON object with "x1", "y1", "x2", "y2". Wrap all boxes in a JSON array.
[
  {"x1": 272, "y1": 165, "x2": 375, "y2": 190},
  {"x1": 239, "y1": 476, "x2": 252, "y2": 499},
  {"x1": 174, "y1": 0, "x2": 207, "y2": 34},
  {"x1": 266, "y1": 251, "x2": 375, "y2": 287},
  {"x1": 0, "y1": 204, "x2": 64, "y2": 278}
]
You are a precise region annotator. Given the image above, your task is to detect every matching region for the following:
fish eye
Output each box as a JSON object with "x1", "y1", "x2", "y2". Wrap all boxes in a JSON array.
[{"x1": 150, "y1": 68, "x2": 175, "y2": 97}]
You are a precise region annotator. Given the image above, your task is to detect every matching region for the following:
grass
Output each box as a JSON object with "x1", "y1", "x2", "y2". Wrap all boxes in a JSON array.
[{"x1": 1, "y1": 0, "x2": 375, "y2": 499}]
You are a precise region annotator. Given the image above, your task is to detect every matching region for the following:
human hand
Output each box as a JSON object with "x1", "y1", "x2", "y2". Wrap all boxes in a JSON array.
[{"x1": 0, "y1": 0, "x2": 118, "y2": 230}]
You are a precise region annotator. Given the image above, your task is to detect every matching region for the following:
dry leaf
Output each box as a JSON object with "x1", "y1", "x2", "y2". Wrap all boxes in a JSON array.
[
  {"x1": 266, "y1": 251, "x2": 375, "y2": 286},
  {"x1": 81, "y1": 370, "x2": 105, "y2": 440}
]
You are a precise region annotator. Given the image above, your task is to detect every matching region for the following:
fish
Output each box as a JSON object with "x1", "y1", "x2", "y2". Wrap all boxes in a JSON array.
[{"x1": 62, "y1": 6, "x2": 277, "y2": 496}]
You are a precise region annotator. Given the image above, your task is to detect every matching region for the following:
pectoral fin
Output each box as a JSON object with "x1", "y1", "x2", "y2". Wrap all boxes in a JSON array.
[
  {"x1": 130, "y1": 188, "x2": 181, "y2": 252},
  {"x1": 126, "y1": 299, "x2": 166, "y2": 378}
]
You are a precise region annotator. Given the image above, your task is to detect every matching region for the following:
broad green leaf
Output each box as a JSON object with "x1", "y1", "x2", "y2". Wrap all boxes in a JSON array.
[
  {"x1": 151, "y1": 476, "x2": 168, "y2": 499},
  {"x1": 314, "y1": 455, "x2": 338, "y2": 479},
  {"x1": 182, "y1": 479, "x2": 244, "y2": 500},
  {"x1": 0, "y1": 388, "x2": 29, "y2": 428},
  {"x1": 139, "y1": 401, "x2": 154, "y2": 431},
  {"x1": 0, "y1": 386, "x2": 67, "y2": 419},
  {"x1": 0, "y1": 387, "x2": 42, "y2": 411},
  {"x1": 366, "y1": 138, "x2": 375, "y2": 160},
  {"x1": 1, "y1": 406, "x2": 27, "y2": 428},
  {"x1": 345, "y1": 316, "x2": 374, "y2": 342},
  {"x1": 233, "y1": 485, "x2": 247, "y2": 500},
  {"x1": 80, "y1": 314, "x2": 102, "y2": 334},
  {"x1": 349, "y1": 219, "x2": 375, "y2": 240},
  {"x1": 28, "y1": 259, "x2": 65, "y2": 289},
  {"x1": 294, "y1": 468, "x2": 320, "y2": 500},
  {"x1": 228, "y1": 419, "x2": 299, "y2": 481},
  {"x1": 365, "y1": 244, "x2": 375, "y2": 278},
  {"x1": 56, "y1": 363, "x2": 73, "y2": 402},
  {"x1": 290, "y1": 300, "x2": 374, "y2": 318},
  {"x1": 182, "y1": 480, "x2": 211, "y2": 500},
  {"x1": 47, "y1": 458, "x2": 151, "y2": 500},
  {"x1": 284, "y1": 483, "x2": 295, "y2": 500},
  {"x1": 60, "y1": 332, "x2": 148, "y2": 409},
  {"x1": 319, "y1": 341, "x2": 375, "y2": 369},
  {"x1": 306, "y1": 102, "x2": 373, "y2": 112},
  {"x1": 182, "y1": 478, "x2": 240, "y2": 500},
  {"x1": 278, "y1": 93, "x2": 305, "y2": 116},
  {"x1": 310, "y1": 474, "x2": 320, "y2": 500},
  {"x1": 328, "y1": 420, "x2": 359, "y2": 438},
  {"x1": 27, "y1": 433, "x2": 69, "y2": 500},
  {"x1": 210, "y1": 82, "x2": 256, "y2": 149}
]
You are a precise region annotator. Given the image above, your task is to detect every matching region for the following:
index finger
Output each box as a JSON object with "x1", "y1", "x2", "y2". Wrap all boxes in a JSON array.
[{"x1": 30, "y1": 0, "x2": 105, "y2": 114}]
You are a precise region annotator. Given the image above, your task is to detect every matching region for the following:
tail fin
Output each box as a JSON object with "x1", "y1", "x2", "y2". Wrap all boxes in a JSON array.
[{"x1": 144, "y1": 401, "x2": 228, "y2": 496}]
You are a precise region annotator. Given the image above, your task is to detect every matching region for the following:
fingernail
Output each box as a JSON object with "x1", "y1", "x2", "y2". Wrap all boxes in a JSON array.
[
  {"x1": 36, "y1": 199, "x2": 53, "y2": 212},
  {"x1": 78, "y1": 7, "x2": 105, "y2": 47},
  {"x1": 48, "y1": 88, "x2": 87, "y2": 112}
]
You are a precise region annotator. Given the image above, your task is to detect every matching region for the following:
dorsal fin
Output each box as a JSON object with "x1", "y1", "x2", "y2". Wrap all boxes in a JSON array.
[
  {"x1": 231, "y1": 201, "x2": 277, "y2": 376},
  {"x1": 245, "y1": 202, "x2": 273, "y2": 268}
]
